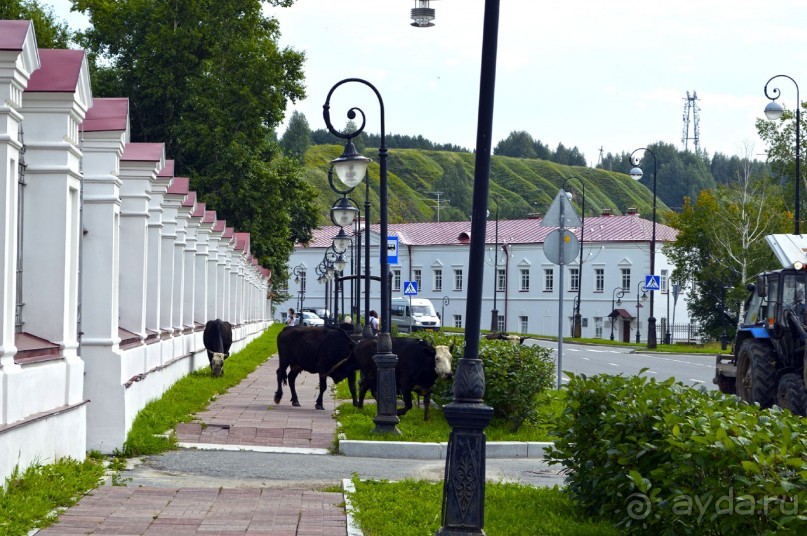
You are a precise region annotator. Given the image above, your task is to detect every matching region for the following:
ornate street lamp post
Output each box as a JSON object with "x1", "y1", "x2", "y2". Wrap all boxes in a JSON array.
[
  {"x1": 490, "y1": 198, "x2": 500, "y2": 332},
  {"x1": 764, "y1": 75, "x2": 801, "y2": 235},
  {"x1": 292, "y1": 263, "x2": 305, "y2": 314},
  {"x1": 323, "y1": 78, "x2": 399, "y2": 434},
  {"x1": 629, "y1": 148, "x2": 658, "y2": 348},
  {"x1": 562, "y1": 177, "x2": 585, "y2": 338},
  {"x1": 610, "y1": 287, "x2": 625, "y2": 341},
  {"x1": 635, "y1": 282, "x2": 647, "y2": 344},
  {"x1": 442, "y1": 295, "x2": 450, "y2": 329}
]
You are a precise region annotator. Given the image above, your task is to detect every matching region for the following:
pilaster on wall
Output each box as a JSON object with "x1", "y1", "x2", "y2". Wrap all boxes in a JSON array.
[
  {"x1": 145, "y1": 161, "x2": 172, "y2": 336},
  {"x1": 182, "y1": 192, "x2": 199, "y2": 330},
  {"x1": 118, "y1": 142, "x2": 165, "y2": 339},
  {"x1": 21, "y1": 49, "x2": 91, "y2": 357},
  {"x1": 166, "y1": 177, "x2": 189, "y2": 334},
  {"x1": 193, "y1": 204, "x2": 212, "y2": 326},
  {"x1": 0, "y1": 20, "x2": 39, "y2": 369},
  {"x1": 208, "y1": 218, "x2": 225, "y2": 321},
  {"x1": 80, "y1": 98, "x2": 128, "y2": 348}
]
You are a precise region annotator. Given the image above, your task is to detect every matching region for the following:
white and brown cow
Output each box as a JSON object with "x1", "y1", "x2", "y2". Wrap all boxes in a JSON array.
[
  {"x1": 353, "y1": 337, "x2": 453, "y2": 420},
  {"x1": 203, "y1": 319, "x2": 232, "y2": 377}
]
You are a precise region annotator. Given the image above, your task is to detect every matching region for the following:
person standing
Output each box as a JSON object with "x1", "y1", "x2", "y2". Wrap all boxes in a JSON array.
[
  {"x1": 369, "y1": 310, "x2": 379, "y2": 335},
  {"x1": 286, "y1": 308, "x2": 296, "y2": 326}
]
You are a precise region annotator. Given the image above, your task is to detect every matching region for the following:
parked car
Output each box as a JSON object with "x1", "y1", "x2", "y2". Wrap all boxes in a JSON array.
[{"x1": 299, "y1": 311, "x2": 325, "y2": 327}]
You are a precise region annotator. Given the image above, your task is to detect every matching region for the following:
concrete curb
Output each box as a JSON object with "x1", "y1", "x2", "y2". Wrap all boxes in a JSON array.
[{"x1": 338, "y1": 440, "x2": 552, "y2": 459}]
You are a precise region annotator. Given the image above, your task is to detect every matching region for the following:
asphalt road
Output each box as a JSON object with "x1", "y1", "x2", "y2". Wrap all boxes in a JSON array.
[{"x1": 524, "y1": 339, "x2": 718, "y2": 390}]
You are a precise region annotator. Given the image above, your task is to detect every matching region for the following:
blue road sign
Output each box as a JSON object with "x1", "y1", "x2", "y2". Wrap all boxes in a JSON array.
[
  {"x1": 386, "y1": 236, "x2": 399, "y2": 264},
  {"x1": 645, "y1": 274, "x2": 660, "y2": 291},
  {"x1": 403, "y1": 281, "x2": 418, "y2": 296}
]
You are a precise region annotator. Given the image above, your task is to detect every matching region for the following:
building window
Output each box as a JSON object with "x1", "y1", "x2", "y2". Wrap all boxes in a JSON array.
[
  {"x1": 661, "y1": 269, "x2": 668, "y2": 293},
  {"x1": 434, "y1": 269, "x2": 442, "y2": 292},
  {"x1": 297, "y1": 271, "x2": 307, "y2": 293},
  {"x1": 454, "y1": 268, "x2": 463, "y2": 291},
  {"x1": 453, "y1": 314, "x2": 463, "y2": 328},
  {"x1": 594, "y1": 316, "x2": 603, "y2": 338},
  {"x1": 570, "y1": 268, "x2": 579, "y2": 292},
  {"x1": 496, "y1": 268, "x2": 506, "y2": 292},
  {"x1": 520, "y1": 268, "x2": 530, "y2": 291},
  {"x1": 392, "y1": 268, "x2": 401, "y2": 292},
  {"x1": 519, "y1": 316, "x2": 528, "y2": 334},
  {"x1": 497, "y1": 314, "x2": 505, "y2": 332},
  {"x1": 414, "y1": 269, "x2": 422, "y2": 291},
  {"x1": 544, "y1": 268, "x2": 554, "y2": 291},
  {"x1": 595, "y1": 268, "x2": 605, "y2": 292},
  {"x1": 621, "y1": 268, "x2": 631, "y2": 290}
]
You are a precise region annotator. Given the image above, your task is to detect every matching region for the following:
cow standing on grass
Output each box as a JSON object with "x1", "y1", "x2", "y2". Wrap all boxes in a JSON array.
[
  {"x1": 203, "y1": 319, "x2": 232, "y2": 377},
  {"x1": 353, "y1": 337, "x2": 453, "y2": 420},
  {"x1": 275, "y1": 325, "x2": 359, "y2": 410}
]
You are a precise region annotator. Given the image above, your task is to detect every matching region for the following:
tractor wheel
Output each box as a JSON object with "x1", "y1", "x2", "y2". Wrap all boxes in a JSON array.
[
  {"x1": 736, "y1": 340, "x2": 776, "y2": 408},
  {"x1": 777, "y1": 373, "x2": 807, "y2": 417}
]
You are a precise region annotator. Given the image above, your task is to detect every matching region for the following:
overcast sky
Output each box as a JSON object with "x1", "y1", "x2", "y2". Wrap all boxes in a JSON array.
[{"x1": 45, "y1": 0, "x2": 807, "y2": 166}]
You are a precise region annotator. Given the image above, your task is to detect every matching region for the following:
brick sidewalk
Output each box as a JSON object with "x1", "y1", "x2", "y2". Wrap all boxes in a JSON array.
[{"x1": 38, "y1": 354, "x2": 350, "y2": 535}]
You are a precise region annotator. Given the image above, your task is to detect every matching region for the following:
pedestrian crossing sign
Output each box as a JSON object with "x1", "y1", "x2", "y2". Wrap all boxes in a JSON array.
[
  {"x1": 403, "y1": 281, "x2": 418, "y2": 296},
  {"x1": 645, "y1": 274, "x2": 660, "y2": 291}
]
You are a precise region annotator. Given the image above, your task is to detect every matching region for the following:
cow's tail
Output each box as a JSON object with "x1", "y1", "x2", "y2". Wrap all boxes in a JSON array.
[{"x1": 278, "y1": 367, "x2": 288, "y2": 386}]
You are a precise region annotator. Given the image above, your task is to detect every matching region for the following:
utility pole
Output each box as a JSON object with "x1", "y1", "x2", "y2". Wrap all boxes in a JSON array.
[{"x1": 422, "y1": 190, "x2": 450, "y2": 222}]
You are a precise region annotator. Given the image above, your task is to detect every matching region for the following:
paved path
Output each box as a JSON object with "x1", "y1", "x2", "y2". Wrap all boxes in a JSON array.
[{"x1": 38, "y1": 356, "x2": 350, "y2": 535}]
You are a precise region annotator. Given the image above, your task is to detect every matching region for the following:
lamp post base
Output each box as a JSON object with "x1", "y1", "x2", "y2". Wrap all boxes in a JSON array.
[
  {"x1": 372, "y1": 333, "x2": 400, "y2": 435},
  {"x1": 573, "y1": 313, "x2": 582, "y2": 338},
  {"x1": 647, "y1": 317, "x2": 657, "y2": 349},
  {"x1": 489, "y1": 309, "x2": 498, "y2": 333}
]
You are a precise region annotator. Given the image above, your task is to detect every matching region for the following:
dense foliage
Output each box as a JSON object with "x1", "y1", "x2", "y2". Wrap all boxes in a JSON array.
[
  {"x1": 70, "y1": 0, "x2": 318, "y2": 281},
  {"x1": 547, "y1": 373, "x2": 807, "y2": 535}
]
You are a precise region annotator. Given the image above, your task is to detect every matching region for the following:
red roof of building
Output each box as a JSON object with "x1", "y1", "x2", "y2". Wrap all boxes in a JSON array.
[
  {"x1": 26, "y1": 49, "x2": 84, "y2": 92},
  {"x1": 303, "y1": 214, "x2": 678, "y2": 248},
  {"x1": 0, "y1": 20, "x2": 32, "y2": 50},
  {"x1": 83, "y1": 98, "x2": 128, "y2": 132}
]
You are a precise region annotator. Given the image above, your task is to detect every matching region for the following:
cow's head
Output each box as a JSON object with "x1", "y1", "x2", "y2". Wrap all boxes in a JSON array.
[
  {"x1": 211, "y1": 353, "x2": 225, "y2": 377},
  {"x1": 434, "y1": 345, "x2": 453, "y2": 379}
]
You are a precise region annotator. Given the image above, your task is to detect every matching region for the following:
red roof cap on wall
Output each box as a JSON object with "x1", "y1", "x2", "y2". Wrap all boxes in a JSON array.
[
  {"x1": 121, "y1": 142, "x2": 164, "y2": 162},
  {"x1": 0, "y1": 20, "x2": 32, "y2": 50},
  {"x1": 223, "y1": 227, "x2": 234, "y2": 239},
  {"x1": 213, "y1": 220, "x2": 226, "y2": 232},
  {"x1": 167, "y1": 177, "x2": 189, "y2": 196},
  {"x1": 83, "y1": 98, "x2": 128, "y2": 132},
  {"x1": 203, "y1": 210, "x2": 216, "y2": 224},
  {"x1": 26, "y1": 49, "x2": 84, "y2": 92},
  {"x1": 234, "y1": 232, "x2": 250, "y2": 252},
  {"x1": 182, "y1": 191, "x2": 197, "y2": 208},
  {"x1": 158, "y1": 160, "x2": 175, "y2": 177},
  {"x1": 192, "y1": 202, "x2": 206, "y2": 218}
]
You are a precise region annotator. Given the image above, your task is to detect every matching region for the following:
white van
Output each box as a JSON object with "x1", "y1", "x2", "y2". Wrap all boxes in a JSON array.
[{"x1": 390, "y1": 297, "x2": 441, "y2": 333}]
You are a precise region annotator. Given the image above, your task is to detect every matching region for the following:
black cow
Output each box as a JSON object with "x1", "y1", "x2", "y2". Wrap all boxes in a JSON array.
[
  {"x1": 353, "y1": 337, "x2": 453, "y2": 420},
  {"x1": 203, "y1": 319, "x2": 232, "y2": 377},
  {"x1": 275, "y1": 325, "x2": 359, "y2": 410}
]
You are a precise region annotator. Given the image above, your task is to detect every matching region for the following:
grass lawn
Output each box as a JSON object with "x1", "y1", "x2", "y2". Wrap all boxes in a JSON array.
[{"x1": 347, "y1": 477, "x2": 621, "y2": 535}]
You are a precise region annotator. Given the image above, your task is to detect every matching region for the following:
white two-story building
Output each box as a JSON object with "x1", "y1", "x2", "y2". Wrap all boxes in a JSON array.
[{"x1": 279, "y1": 209, "x2": 695, "y2": 342}]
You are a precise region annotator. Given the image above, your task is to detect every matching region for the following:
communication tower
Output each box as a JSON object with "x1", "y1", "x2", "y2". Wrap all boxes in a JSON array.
[{"x1": 682, "y1": 90, "x2": 701, "y2": 152}]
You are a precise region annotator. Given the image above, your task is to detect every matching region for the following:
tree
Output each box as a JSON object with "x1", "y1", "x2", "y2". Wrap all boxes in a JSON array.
[
  {"x1": 73, "y1": 0, "x2": 317, "y2": 282},
  {"x1": 494, "y1": 131, "x2": 538, "y2": 159},
  {"x1": 280, "y1": 111, "x2": 312, "y2": 162},
  {"x1": 2, "y1": 0, "x2": 71, "y2": 48},
  {"x1": 664, "y1": 155, "x2": 790, "y2": 340}
]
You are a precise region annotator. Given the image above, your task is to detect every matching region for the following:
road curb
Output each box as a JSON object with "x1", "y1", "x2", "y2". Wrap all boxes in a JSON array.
[{"x1": 338, "y1": 440, "x2": 553, "y2": 459}]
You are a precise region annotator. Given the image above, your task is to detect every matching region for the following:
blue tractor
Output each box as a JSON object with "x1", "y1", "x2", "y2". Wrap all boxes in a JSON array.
[{"x1": 714, "y1": 234, "x2": 807, "y2": 416}]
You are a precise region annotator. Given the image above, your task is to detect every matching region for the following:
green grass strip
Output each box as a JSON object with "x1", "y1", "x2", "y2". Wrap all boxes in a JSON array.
[
  {"x1": 0, "y1": 455, "x2": 106, "y2": 534},
  {"x1": 347, "y1": 477, "x2": 621, "y2": 535},
  {"x1": 121, "y1": 323, "x2": 281, "y2": 456}
]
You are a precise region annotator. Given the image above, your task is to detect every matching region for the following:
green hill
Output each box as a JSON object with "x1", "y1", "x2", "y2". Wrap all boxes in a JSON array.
[{"x1": 301, "y1": 145, "x2": 669, "y2": 227}]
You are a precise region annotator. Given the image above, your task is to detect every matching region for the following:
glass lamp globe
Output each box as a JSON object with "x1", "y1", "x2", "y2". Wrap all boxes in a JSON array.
[
  {"x1": 764, "y1": 100, "x2": 785, "y2": 121},
  {"x1": 629, "y1": 166, "x2": 643, "y2": 181}
]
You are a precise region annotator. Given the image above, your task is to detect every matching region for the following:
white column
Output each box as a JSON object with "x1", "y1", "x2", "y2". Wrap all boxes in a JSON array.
[
  {"x1": 145, "y1": 169, "x2": 170, "y2": 338},
  {"x1": 194, "y1": 205, "x2": 213, "y2": 325},
  {"x1": 206, "y1": 218, "x2": 222, "y2": 321},
  {"x1": 182, "y1": 193, "x2": 199, "y2": 330},
  {"x1": 0, "y1": 21, "x2": 38, "y2": 369},
  {"x1": 118, "y1": 143, "x2": 165, "y2": 339},
  {"x1": 167, "y1": 178, "x2": 190, "y2": 335}
]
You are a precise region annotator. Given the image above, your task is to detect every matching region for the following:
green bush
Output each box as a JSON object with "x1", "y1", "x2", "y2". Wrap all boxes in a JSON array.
[
  {"x1": 427, "y1": 337, "x2": 554, "y2": 432},
  {"x1": 546, "y1": 373, "x2": 807, "y2": 535}
]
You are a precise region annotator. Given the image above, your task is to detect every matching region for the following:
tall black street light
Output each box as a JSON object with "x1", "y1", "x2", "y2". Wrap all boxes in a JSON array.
[
  {"x1": 562, "y1": 177, "x2": 585, "y2": 338},
  {"x1": 292, "y1": 263, "x2": 305, "y2": 313},
  {"x1": 437, "y1": 0, "x2": 500, "y2": 533},
  {"x1": 629, "y1": 148, "x2": 658, "y2": 348},
  {"x1": 610, "y1": 287, "x2": 625, "y2": 341},
  {"x1": 635, "y1": 282, "x2": 647, "y2": 344},
  {"x1": 489, "y1": 198, "x2": 500, "y2": 332},
  {"x1": 764, "y1": 75, "x2": 801, "y2": 235},
  {"x1": 323, "y1": 78, "x2": 399, "y2": 435}
]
